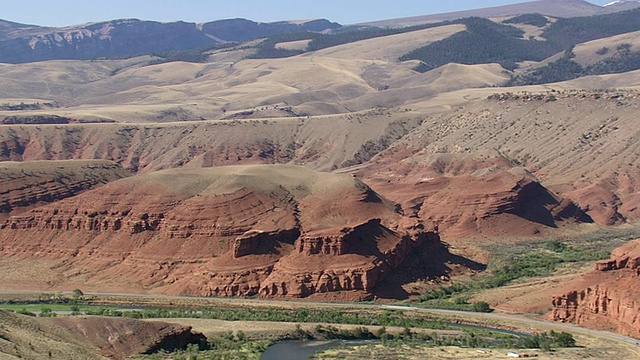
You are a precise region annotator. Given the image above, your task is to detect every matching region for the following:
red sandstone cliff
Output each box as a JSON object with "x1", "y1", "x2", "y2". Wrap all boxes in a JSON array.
[
  {"x1": 548, "y1": 239, "x2": 640, "y2": 338},
  {"x1": 0, "y1": 164, "x2": 443, "y2": 299}
]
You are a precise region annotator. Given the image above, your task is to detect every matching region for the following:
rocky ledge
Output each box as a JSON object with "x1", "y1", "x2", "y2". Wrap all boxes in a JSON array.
[{"x1": 548, "y1": 239, "x2": 640, "y2": 338}]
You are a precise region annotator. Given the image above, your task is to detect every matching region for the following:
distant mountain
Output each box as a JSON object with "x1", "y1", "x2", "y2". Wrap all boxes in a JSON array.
[
  {"x1": 200, "y1": 18, "x2": 341, "y2": 42},
  {"x1": 0, "y1": 18, "x2": 341, "y2": 64},
  {"x1": 0, "y1": 19, "x2": 39, "y2": 32},
  {"x1": 604, "y1": 0, "x2": 640, "y2": 11},
  {"x1": 400, "y1": 8, "x2": 640, "y2": 75},
  {"x1": 362, "y1": 0, "x2": 636, "y2": 27},
  {"x1": 0, "y1": 20, "x2": 214, "y2": 64},
  {"x1": 1, "y1": 0, "x2": 639, "y2": 64}
]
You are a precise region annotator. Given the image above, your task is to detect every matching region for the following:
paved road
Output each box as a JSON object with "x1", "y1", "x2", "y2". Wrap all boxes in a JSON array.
[{"x1": 75, "y1": 291, "x2": 640, "y2": 349}]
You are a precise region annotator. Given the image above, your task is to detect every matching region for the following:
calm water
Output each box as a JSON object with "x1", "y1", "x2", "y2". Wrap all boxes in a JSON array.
[
  {"x1": 261, "y1": 340, "x2": 376, "y2": 360},
  {"x1": 261, "y1": 324, "x2": 529, "y2": 359}
]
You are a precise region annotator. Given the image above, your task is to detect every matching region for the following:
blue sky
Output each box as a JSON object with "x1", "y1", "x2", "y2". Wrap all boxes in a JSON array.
[{"x1": 3, "y1": 0, "x2": 614, "y2": 27}]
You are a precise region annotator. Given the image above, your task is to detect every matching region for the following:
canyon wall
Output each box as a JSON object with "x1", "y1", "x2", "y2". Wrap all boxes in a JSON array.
[
  {"x1": 548, "y1": 239, "x2": 640, "y2": 338},
  {"x1": 0, "y1": 165, "x2": 444, "y2": 299}
]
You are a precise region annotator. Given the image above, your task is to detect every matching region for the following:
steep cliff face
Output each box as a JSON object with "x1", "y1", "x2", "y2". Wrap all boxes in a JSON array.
[
  {"x1": 548, "y1": 239, "x2": 640, "y2": 338},
  {"x1": 0, "y1": 164, "x2": 444, "y2": 299}
]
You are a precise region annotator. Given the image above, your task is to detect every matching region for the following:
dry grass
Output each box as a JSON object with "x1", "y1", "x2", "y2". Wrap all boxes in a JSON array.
[
  {"x1": 0, "y1": 24, "x2": 497, "y2": 122},
  {"x1": 0, "y1": 20, "x2": 638, "y2": 126},
  {"x1": 312, "y1": 343, "x2": 639, "y2": 360},
  {"x1": 313, "y1": 25, "x2": 465, "y2": 62}
]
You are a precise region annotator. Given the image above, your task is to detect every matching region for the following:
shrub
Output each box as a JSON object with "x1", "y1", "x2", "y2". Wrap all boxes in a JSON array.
[
  {"x1": 472, "y1": 302, "x2": 493, "y2": 313},
  {"x1": 38, "y1": 308, "x2": 56, "y2": 317},
  {"x1": 17, "y1": 308, "x2": 36, "y2": 317}
]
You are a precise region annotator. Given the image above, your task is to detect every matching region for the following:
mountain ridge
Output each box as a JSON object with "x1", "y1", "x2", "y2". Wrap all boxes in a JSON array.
[
  {"x1": 1, "y1": 0, "x2": 640, "y2": 64},
  {"x1": 361, "y1": 0, "x2": 637, "y2": 27},
  {"x1": 0, "y1": 17, "x2": 341, "y2": 64}
]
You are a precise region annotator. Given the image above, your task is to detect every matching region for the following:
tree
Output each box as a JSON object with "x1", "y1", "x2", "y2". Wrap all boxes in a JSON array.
[
  {"x1": 72, "y1": 289, "x2": 84, "y2": 300},
  {"x1": 17, "y1": 308, "x2": 36, "y2": 317},
  {"x1": 551, "y1": 331, "x2": 576, "y2": 347},
  {"x1": 39, "y1": 308, "x2": 56, "y2": 318},
  {"x1": 472, "y1": 301, "x2": 493, "y2": 313}
]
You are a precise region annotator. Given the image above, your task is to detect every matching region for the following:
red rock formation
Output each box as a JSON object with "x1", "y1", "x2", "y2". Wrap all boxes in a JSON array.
[
  {"x1": 0, "y1": 164, "x2": 443, "y2": 299},
  {"x1": 0, "y1": 160, "x2": 130, "y2": 220},
  {"x1": 548, "y1": 239, "x2": 640, "y2": 338},
  {"x1": 358, "y1": 152, "x2": 589, "y2": 239}
]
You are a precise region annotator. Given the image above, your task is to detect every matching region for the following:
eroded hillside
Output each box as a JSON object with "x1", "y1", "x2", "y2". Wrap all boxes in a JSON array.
[
  {"x1": 0, "y1": 160, "x2": 130, "y2": 220},
  {"x1": 0, "y1": 165, "x2": 462, "y2": 299},
  {"x1": 378, "y1": 90, "x2": 640, "y2": 226},
  {"x1": 0, "y1": 309, "x2": 204, "y2": 359}
]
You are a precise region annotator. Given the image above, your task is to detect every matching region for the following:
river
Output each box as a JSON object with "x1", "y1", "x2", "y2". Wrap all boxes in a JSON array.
[{"x1": 261, "y1": 340, "x2": 377, "y2": 360}]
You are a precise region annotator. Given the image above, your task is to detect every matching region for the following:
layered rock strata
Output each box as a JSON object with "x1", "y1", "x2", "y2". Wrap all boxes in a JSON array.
[
  {"x1": 0, "y1": 160, "x2": 130, "y2": 219},
  {"x1": 548, "y1": 239, "x2": 640, "y2": 338},
  {"x1": 358, "y1": 152, "x2": 590, "y2": 239},
  {"x1": 0, "y1": 164, "x2": 441, "y2": 299}
]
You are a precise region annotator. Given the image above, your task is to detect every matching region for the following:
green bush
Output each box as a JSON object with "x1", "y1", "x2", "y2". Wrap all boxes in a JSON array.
[
  {"x1": 16, "y1": 308, "x2": 36, "y2": 317},
  {"x1": 38, "y1": 308, "x2": 56, "y2": 317},
  {"x1": 471, "y1": 302, "x2": 492, "y2": 313}
]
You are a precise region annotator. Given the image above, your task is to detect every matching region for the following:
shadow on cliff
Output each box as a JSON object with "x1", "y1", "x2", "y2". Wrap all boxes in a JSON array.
[
  {"x1": 372, "y1": 238, "x2": 486, "y2": 300},
  {"x1": 511, "y1": 181, "x2": 594, "y2": 227}
]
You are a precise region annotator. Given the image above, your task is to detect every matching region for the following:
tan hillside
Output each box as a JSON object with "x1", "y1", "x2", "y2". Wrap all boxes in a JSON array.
[
  {"x1": 570, "y1": 30, "x2": 640, "y2": 66},
  {"x1": 522, "y1": 30, "x2": 640, "y2": 71},
  {"x1": 275, "y1": 39, "x2": 312, "y2": 51},
  {"x1": 311, "y1": 25, "x2": 466, "y2": 61},
  {"x1": 0, "y1": 24, "x2": 510, "y2": 123},
  {"x1": 0, "y1": 109, "x2": 423, "y2": 173}
]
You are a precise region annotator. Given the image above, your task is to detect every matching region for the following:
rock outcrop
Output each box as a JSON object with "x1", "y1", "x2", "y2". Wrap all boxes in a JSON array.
[
  {"x1": 0, "y1": 310, "x2": 205, "y2": 360},
  {"x1": 0, "y1": 164, "x2": 443, "y2": 299},
  {"x1": 548, "y1": 239, "x2": 640, "y2": 338}
]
